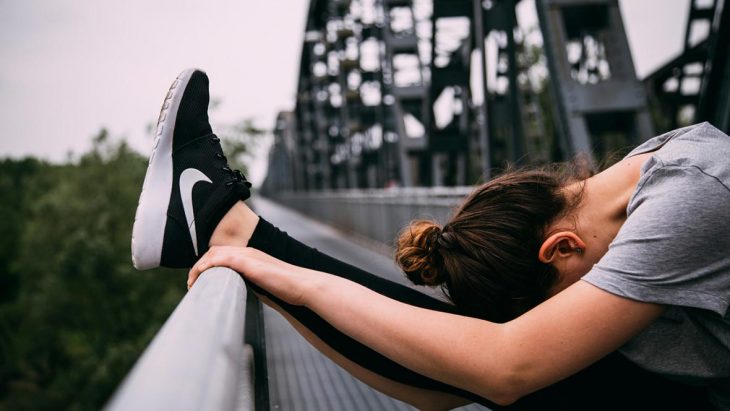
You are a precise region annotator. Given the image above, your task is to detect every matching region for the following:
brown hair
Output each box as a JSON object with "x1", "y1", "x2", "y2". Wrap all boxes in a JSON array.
[{"x1": 395, "y1": 168, "x2": 583, "y2": 322}]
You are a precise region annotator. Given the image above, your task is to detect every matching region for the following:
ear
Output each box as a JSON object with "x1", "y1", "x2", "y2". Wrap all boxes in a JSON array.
[{"x1": 538, "y1": 231, "x2": 587, "y2": 264}]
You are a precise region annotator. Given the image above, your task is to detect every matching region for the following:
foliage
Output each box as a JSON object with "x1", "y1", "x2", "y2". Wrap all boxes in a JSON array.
[
  {"x1": 218, "y1": 118, "x2": 266, "y2": 174},
  {"x1": 0, "y1": 126, "x2": 256, "y2": 410}
]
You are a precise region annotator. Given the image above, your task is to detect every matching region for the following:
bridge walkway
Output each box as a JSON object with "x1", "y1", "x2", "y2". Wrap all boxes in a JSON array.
[{"x1": 250, "y1": 197, "x2": 486, "y2": 411}]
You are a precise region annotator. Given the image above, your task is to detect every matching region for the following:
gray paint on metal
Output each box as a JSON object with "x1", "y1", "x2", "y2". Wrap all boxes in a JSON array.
[{"x1": 105, "y1": 267, "x2": 253, "y2": 411}]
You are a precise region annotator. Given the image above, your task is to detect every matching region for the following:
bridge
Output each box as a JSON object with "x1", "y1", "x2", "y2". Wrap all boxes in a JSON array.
[
  {"x1": 261, "y1": 0, "x2": 729, "y2": 193},
  {"x1": 107, "y1": 0, "x2": 728, "y2": 409}
]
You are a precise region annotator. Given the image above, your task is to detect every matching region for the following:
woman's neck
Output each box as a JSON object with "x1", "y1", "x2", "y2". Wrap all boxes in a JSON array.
[{"x1": 561, "y1": 152, "x2": 654, "y2": 267}]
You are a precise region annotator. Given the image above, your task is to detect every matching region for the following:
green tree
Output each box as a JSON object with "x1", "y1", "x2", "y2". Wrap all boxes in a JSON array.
[
  {"x1": 0, "y1": 123, "x2": 261, "y2": 410},
  {"x1": 0, "y1": 126, "x2": 251, "y2": 409}
]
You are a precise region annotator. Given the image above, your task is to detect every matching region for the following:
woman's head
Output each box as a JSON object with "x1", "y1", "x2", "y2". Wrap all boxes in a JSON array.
[{"x1": 395, "y1": 169, "x2": 582, "y2": 322}]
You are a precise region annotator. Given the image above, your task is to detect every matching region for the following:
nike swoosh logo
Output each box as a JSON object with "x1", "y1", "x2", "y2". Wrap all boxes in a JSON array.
[{"x1": 180, "y1": 168, "x2": 212, "y2": 256}]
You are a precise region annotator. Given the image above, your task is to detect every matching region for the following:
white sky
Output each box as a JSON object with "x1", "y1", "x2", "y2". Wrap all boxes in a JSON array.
[{"x1": 0, "y1": 0, "x2": 689, "y2": 185}]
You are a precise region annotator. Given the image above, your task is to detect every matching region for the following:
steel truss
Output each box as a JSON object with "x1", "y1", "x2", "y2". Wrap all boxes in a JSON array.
[
  {"x1": 262, "y1": 0, "x2": 727, "y2": 192},
  {"x1": 645, "y1": 0, "x2": 729, "y2": 133}
]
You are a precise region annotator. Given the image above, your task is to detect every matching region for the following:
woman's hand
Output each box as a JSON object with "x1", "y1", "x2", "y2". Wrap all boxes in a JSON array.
[{"x1": 188, "y1": 246, "x2": 315, "y2": 306}]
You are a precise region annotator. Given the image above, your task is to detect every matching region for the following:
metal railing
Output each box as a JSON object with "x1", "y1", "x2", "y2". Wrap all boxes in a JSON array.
[
  {"x1": 274, "y1": 187, "x2": 474, "y2": 245},
  {"x1": 105, "y1": 267, "x2": 269, "y2": 411}
]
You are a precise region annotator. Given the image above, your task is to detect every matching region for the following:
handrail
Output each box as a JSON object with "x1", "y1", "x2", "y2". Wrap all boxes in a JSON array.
[
  {"x1": 272, "y1": 189, "x2": 467, "y2": 245},
  {"x1": 105, "y1": 267, "x2": 261, "y2": 411}
]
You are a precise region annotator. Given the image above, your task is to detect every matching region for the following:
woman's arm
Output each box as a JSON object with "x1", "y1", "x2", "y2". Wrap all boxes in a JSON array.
[{"x1": 189, "y1": 246, "x2": 665, "y2": 405}]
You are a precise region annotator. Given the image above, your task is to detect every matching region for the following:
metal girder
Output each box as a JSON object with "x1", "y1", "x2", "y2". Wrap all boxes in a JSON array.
[
  {"x1": 272, "y1": 0, "x2": 709, "y2": 194},
  {"x1": 427, "y1": 0, "x2": 473, "y2": 185},
  {"x1": 290, "y1": 0, "x2": 434, "y2": 189},
  {"x1": 380, "y1": 0, "x2": 430, "y2": 187},
  {"x1": 697, "y1": 0, "x2": 730, "y2": 132},
  {"x1": 644, "y1": 40, "x2": 709, "y2": 132},
  {"x1": 644, "y1": 0, "x2": 726, "y2": 134},
  {"x1": 536, "y1": 0, "x2": 653, "y2": 164},
  {"x1": 483, "y1": 0, "x2": 527, "y2": 166}
]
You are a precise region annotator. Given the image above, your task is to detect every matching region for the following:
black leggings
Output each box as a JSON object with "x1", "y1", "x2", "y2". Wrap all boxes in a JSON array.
[{"x1": 247, "y1": 218, "x2": 712, "y2": 410}]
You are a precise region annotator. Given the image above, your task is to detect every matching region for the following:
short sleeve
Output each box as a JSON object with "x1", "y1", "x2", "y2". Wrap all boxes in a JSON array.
[{"x1": 582, "y1": 163, "x2": 730, "y2": 317}]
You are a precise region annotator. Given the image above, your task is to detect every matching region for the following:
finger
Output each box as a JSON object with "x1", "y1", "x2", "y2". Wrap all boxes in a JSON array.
[
  {"x1": 187, "y1": 267, "x2": 198, "y2": 290},
  {"x1": 187, "y1": 246, "x2": 267, "y2": 290},
  {"x1": 187, "y1": 266, "x2": 198, "y2": 289},
  {"x1": 188, "y1": 246, "x2": 233, "y2": 289},
  {"x1": 188, "y1": 256, "x2": 210, "y2": 289}
]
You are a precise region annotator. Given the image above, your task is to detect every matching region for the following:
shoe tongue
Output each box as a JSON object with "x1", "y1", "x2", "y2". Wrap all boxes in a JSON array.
[{"x1": 232, "y1": 178, "x2": 253, "y2": 194}]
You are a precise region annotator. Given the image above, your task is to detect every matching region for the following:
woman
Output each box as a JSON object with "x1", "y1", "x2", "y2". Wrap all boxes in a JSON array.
[{"x1": 133, "y1": 69, "x2": 728, "y2": 409}]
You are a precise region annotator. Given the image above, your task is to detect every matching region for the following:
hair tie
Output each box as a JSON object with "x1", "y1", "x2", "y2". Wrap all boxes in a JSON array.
[{"x1": 427, "y1": 228, "x2": 442, "y2": 254}]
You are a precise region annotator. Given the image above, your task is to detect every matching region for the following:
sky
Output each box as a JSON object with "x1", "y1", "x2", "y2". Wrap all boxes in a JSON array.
[{"x1": 0, "y1": 0, "x2": 689, "y2": 186}]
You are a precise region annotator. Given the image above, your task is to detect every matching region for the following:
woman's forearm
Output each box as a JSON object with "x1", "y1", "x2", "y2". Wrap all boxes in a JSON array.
[{"x1": 302, "y1": 268, "x2": 515, "y2": 403}]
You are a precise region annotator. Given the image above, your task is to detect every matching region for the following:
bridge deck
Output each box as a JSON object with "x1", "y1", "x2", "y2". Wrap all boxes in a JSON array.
[{"x1": 251, "y1": 197, "x2": 486, "y2": 411}]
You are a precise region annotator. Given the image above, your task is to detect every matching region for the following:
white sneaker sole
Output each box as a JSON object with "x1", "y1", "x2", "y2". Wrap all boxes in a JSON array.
[{"x1": 131, "y1": 68, "x2": 198, "y2": 270}]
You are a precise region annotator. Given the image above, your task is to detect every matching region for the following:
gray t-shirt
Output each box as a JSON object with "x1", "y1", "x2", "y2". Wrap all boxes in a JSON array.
[{"x1": 581, "y1": 122, "x2": 730, "y2": 409}]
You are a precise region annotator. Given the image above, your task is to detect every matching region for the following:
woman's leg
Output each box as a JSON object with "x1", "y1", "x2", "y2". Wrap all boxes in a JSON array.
[
  {"x1": 262, "y1": 296, "x2": 473, "y2": 411},
  {"x1": 210, "y1": 202, "x2": 456, "y2": 312}
]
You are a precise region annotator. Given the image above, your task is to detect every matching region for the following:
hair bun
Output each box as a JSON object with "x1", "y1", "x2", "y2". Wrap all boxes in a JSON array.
[{"x1": 395, "y1": 220, "x2": 447, "y2": 286}]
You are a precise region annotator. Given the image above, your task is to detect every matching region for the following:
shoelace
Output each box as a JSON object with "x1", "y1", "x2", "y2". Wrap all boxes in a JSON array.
[{"x1": 210, "y1": 136, "x2": 252, "y2": 188}]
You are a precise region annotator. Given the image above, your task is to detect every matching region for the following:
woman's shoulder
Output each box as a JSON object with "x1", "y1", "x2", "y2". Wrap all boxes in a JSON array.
[
  {"x1": 631, "y1": 123, "x2": 730, "y2": 193},
  {"x1": 586, "y1": 159, "x2": 730, "y2": 316},
  {"x1": 628, "y1": 122, "x2": 729, "y2": 157}
]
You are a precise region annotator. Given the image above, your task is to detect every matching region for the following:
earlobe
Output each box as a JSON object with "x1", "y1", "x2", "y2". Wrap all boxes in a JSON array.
[{"x1": 538, "y1": 232, "x2": 586, "y2": 264}]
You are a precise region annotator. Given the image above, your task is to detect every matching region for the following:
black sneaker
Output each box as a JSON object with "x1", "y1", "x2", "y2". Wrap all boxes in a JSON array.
[{"x1": 132, "y1": 68, "x2": 251, "y2": 270}]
